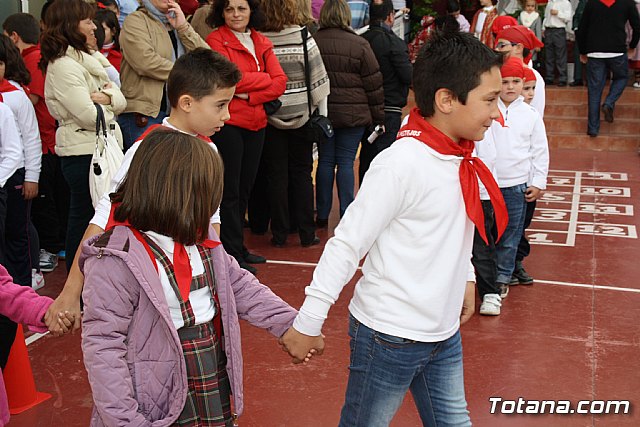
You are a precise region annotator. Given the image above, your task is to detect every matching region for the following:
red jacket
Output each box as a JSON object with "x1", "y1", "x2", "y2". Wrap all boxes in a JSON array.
[{"x1": 206, "y1": 25, "x2": 287, "y2": 131}]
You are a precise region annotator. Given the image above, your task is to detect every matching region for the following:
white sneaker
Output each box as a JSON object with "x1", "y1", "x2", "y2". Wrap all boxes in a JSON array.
[
  {"x1": 39, "y1": 249, "x2": 58, "y2": 273},
  {"x1": 32, "y1": 269, "x2": 45, "y2": 291},
  {"x1": 479, "y1": 293, "x2": 501, "y2": 316},
  {"x1": 633, "y1": 81, "x2": 640, "y2": 89}
]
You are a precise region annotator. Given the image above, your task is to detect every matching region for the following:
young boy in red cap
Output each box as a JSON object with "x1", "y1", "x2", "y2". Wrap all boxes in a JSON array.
[
  {"x1": 495, "y1": 25, "x2": 545, "y2": 116},
  {"x1": 492, "y1": 57, "x2": 549, "y2": 299},
  {"x1": 280, "y1": 31, "x2": 508, "y2": 425}
]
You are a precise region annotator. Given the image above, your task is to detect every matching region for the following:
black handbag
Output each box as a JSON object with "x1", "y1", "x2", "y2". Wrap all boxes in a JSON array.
[{"x1": 300, "y1": 27, "x2": 333, "y2": 143}]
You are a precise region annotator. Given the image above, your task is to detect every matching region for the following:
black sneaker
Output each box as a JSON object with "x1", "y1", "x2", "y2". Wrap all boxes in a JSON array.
[
  {"x1": 244, "y1": 252, "x2": 266, "y2": 264},
  {"x1": 602, "y1": 104, "x2": 614, "y2": 123},
  {"x1": 301, "y1": 236, "x2": 321, "y2": 247},
  {"x1": 513, "y1": 261, "x2": 534, "y2": 285}
]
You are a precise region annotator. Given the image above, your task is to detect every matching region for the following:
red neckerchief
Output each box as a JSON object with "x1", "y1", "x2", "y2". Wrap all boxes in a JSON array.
[
  {"x1": 106, "y1": 203, "x2": 220, "y2": 301},
  {"x1": 397, "y1": 108, "x2": 508, "y2": 243},
  {"x1": 599, "y1": 0, "x2": 615, "y2": 6},
  {"x1": 0, "y1": 78, "x2": 31, "y2": 98}
]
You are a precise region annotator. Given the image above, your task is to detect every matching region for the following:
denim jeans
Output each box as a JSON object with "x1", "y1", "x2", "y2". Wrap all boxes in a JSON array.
[
  {"x1": 495, "y1": 184, "x2": 527, "y2": 284},
  {"x1": 586, "y1": 54, "x2": 629, "y2": 135},
  {"x1": 339, "y1": 315, "x2": 471, "y2": 427},
  {"x1": 316, "y1": 126, "x2": 364, "y2": 219},
  {"x1": 117, "y1": 111, "x2": 167, "y2": 151}
]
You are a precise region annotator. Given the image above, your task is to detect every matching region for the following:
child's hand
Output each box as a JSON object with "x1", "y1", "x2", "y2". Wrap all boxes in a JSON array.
[
  {"x1": 279, "y1": 327, "x2": 325, "y2": 365},
  {"x1": 56, "y1": 311, "x2": 76, "y2": 334},
  {"x1": 525, "y1": 186, "x2": 543, "y2": 202}
]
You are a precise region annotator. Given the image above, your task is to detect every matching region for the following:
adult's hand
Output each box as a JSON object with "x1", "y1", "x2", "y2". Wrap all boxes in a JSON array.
[
  {"x1": 91, "y1": 91, "x2": 112, "y2": 105},
  {"x1": 167, "y1": 0, "x2": 187, "y2": 29}
]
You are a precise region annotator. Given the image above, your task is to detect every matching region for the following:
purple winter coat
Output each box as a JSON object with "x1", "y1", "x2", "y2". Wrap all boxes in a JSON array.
[{"x1": 79, "y1": 226, "x2": 297, "y2": 426}]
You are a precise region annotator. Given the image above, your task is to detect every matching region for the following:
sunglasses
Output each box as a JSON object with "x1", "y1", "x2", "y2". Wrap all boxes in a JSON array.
[{"x1": 495, "y1": 42, "x2": 518, "y2": 49}]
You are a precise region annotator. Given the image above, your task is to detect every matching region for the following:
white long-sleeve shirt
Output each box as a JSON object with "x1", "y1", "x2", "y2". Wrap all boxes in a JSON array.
[
  {"x1": 1, "y1": 81, "x2": 42, "y2": 183},
  {"x1": 91, "y1": 118, "x2": 221, "y2": 229},
  {"x1": 0, "y1": 102, "x2": 23, "y2": 187},
  {"x1": 543, "y1": 0, "x2": 573, "y2": 28},
  {"x1": 530, "y1": 66, "x2": 546, "y2": 117},
  {"x1": 493, "y1": 97, "x2": 549, "y2": 190},
  {"x1": 474, "y1": 124, "x2": 499, "y2": 201},
  {"x1": 294, "y1": 136, "x2": 476, "y2": 342}
]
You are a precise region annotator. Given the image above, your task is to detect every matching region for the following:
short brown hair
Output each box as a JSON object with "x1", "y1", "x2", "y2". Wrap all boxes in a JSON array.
[
  {"x1": 111, "y1": 130, "x2": 224, "y2": 245},
  {"x1": 318, "y1": 0, "x2": 351, "y2": 30},
  {"x1": 167, "y1": 48, "x2": 241, "y2": 108}
]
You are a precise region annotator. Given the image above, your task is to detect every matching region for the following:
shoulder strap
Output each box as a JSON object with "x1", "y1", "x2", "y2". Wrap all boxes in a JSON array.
[{"x1": 301, "y1": 27, "x2": 313, "y2": 117}]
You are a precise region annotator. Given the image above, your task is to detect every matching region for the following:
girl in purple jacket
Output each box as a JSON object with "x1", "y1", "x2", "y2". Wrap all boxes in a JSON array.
[{"x1": 80, "y1": 130, "x2": 318, "y2": 427}]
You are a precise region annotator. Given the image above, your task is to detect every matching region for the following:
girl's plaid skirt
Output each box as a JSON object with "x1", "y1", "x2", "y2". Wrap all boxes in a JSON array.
[{"x1": 173, "y1": 321, "x2": 233, "y2": 427}]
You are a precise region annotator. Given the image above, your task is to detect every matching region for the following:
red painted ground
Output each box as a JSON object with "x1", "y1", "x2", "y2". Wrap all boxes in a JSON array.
[{"x1": 8, "y1": 148, "x2": 640, "y2": 427}]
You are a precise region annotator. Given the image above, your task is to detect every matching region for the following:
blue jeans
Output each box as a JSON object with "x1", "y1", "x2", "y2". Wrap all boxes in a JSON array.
[
  {"x1": 495, "y1": 184, "x2": 527, "y2": 284},
  {"x1": 316, "y1": 127, "x2": 364, "y2": 219},
  {"x1": 117, "y1": 111, "x2": 167, "y2": 151},
  {"x1": 339, "y1": 315, "x2": 471, "y2": 427},
  {"x1": 586, "y1": 54, "x2": 628, "y2": 135}
]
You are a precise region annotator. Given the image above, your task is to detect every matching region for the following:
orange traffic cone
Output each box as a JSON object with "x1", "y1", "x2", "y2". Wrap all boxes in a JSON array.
[{"x1": 4, "y1": 325, "x2": 51, "y2": 414}]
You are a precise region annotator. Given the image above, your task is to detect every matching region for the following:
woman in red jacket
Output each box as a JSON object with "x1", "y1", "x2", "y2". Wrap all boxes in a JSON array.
[{"x1": 205, "y1": 0, "x2": 286, "y2": 274}]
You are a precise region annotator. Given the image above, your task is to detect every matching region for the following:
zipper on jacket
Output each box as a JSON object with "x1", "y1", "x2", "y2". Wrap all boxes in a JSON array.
[{"x1": 97, "y1": 248, "x2": 104, "y2": 259}]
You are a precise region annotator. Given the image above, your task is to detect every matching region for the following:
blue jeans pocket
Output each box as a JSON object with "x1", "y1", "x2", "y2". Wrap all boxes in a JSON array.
[{"x1": 374, "y1": 331, "x2": 415, "y2": 349}]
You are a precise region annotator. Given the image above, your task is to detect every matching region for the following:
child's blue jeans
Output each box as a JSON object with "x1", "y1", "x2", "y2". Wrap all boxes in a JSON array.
[
  {"x1": 496, "y1": 183, "x2": 528, "y2": 284},
  {"x1": 339, "y1": 314, "x2": 471, "y2": 427}
]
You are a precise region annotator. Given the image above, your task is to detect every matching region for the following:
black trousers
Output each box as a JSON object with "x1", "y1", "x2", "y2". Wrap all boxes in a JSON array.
[
  {"x1": 0, "y1": 168, "x2": 33, "y2": 369},
  {"x1": 212, "y1": 125, "x2": 265, "y2": 262},
  {"x1": 358, "y1": 111, "x2": 402, "y2": 186},
  {"x1": 472, "y1": 200, "x2": 499, "y2": 298},
  {"x1": 249, "y1": 126, "x2": 316, "y2": 245},
  {"x1": 516, "y1": 200, "x2": 537, "y2": 262},
  {"x1": 60, "y1": 155, "x2": 95, "y2": 271},
  {"x1": 31, "y1": 153, "x2": 69, "y2": 254}
]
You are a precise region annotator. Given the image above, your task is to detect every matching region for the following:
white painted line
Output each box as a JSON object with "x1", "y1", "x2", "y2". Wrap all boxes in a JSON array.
[
  {"x1": 566, "y1": 171, "x2": 582, "y2": 246},
  {"x1": 536, "y1": 280, "x2": 640, "y2": 294},
  {"x1": 266, "y1": 260, "x2": 640, "y2": 294},
  {"x1": 26, "y1": 331, "x2": 49, "y2": 346}
]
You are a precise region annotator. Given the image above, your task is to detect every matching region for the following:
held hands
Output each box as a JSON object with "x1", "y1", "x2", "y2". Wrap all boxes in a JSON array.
[
  {"x1": 166, "y1": 0, "x2": 187, "y2": 29},
  {"x1": 45, "y1": 291, "x2": 82, "y2": 336},
  {"x1": 279, "y1": 327, "x2": 325, "y2": 365},
  {"x1": 525, "y1": 186, "x2": 543, "y2": 202}
]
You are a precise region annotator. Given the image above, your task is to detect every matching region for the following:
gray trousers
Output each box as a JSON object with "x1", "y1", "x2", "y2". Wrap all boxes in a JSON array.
[{"x1": 544, "y1": 27, "x2": 568, "y2": 83}]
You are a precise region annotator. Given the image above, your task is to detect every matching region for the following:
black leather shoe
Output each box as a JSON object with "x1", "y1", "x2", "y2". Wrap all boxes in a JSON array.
[
  {"x1": 244, "y1": 253, "x2": 266, "y2": 264},
  {"x1": 270, "y1": 238, "x2": 286, "y2": 248},
  {"x1": 602, "y1": 104, "x2": 614, "y2": 123},
  {"x1": 316, "y1": 218, "x2": 328, "y2": 228},
  {"x1": 569, "y1": 81, "x2": 583, "y2": 87},
  {"x1": 557, "y1": 81, "x2": 567, "y2": 87},
  {"x1": 301, "y1": 236, "x2": 321, "y2": 247},
  {"x1": 239, "y1": 261, "x2": 257, "y2": 274},
  {"x1": 587, "y1": 132, "x2": 598, "y2": 138}
]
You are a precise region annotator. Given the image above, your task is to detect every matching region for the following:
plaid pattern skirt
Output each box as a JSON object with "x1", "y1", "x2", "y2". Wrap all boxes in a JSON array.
[{"x1": 173, "y1": 321, "x2": 233, "y2": 427}]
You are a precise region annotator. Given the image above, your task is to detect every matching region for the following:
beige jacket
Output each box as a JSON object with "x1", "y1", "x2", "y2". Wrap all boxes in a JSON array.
[
  {"x1": 45, "y1": 47, "x2": 126, "y2": 157},
  {"x1": 119, "y1": 9, "x2": 209, "y2": 117}
]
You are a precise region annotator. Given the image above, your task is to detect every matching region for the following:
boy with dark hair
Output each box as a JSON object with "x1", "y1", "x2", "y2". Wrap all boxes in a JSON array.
[
  {"x1": 359, "y1": 0, "x2": 411, "y2": 183},
  {"x1": 44, "y1": 48, "x2": 241, "y2": 334},
  {"x1": 280, "y1": 31, "x2": 508, "y2": 426},
  {"x1": 3, "y1": 13, "x2": 67, "y2": 274}
]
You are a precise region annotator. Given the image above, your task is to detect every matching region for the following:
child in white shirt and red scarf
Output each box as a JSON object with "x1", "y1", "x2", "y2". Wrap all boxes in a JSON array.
[{"x1": 280, "y1": 31, "x2": 508, "y2": 426}]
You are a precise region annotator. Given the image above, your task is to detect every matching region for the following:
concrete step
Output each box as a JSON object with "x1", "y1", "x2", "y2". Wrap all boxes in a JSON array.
[
  {"x1": 544, "y1": 116, "x2": 640, "y2": 135},
  {"x1": 545, "y1": 86, "x2": 640, "y2": 103},
  {"x1": 545, "y1": 103, "x2": 640, "y2": 119},
  {"x1": 547, "y1": 133, "x2": 639, "y2": 151}
]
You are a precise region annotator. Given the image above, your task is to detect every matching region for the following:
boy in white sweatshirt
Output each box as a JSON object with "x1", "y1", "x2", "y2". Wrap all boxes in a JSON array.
[
  {"x1": 280, "y1": 32, "x2": 509, "y2": 426},
  {"x1": 492, "y1": 57, "x2": 549, "y2": 299}
]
